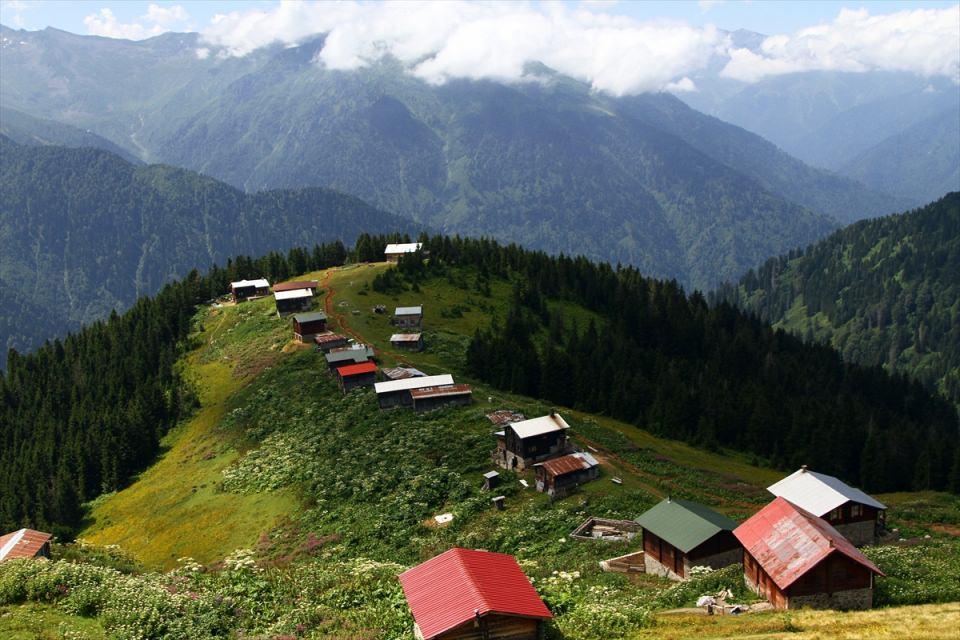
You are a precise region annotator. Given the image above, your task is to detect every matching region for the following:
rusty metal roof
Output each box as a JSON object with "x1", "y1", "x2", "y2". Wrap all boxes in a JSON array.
[
  {"x1": 272, "y1": 280, "x2": 318, "y2": 292},
  {"x1": 399, "y1": 548, "x2": 552, "y2": 640},
  {"x1": 410, "y1": 384, "x2": 472, "y2": 400},
  {"x1": 538, "y1": 452, "x2": 598, "y2": 477},
  {"x1": 487, "y1": 410, "x2": 526, "y2": 425},
  {"x1": 0, "y1": 529, "x2": 51, "y2": 561},
  {"x1": 734, "y1": 497, "x2": 883, "y2": 591},
  {"x1": 313, "y1": 333, "x2": 347, "y2": 344},
  {"x1": 382, "y1": 366, "x2": 427, "y2": 380}
]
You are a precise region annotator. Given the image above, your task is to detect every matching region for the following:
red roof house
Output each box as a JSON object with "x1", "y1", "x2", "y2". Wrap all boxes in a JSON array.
[
  {"x1": 734, "y1": 497, "x2": 884, "y2": 610},
  {"x1": 399, "y1": 547, "x2": 552, "y2": 640},
  {"x1": 335, "y1": 361, "x2": 377, "y2": 393},
  {"x1": 0, "y1": 528, "x2": 52, "y2": 562}
]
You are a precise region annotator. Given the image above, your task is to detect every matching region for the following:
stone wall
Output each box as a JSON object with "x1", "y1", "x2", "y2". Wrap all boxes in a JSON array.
[
  {"x1": 684, "y1": 547, "x2": 742, "y2": 574},
  {"x1": 834, "y1": 520, "x2": 877, "y2": 546},
  {"x1": 788, "y1": 587, "x2": 873, "y2": 610},
  {"x1": 644, "y1": 554, "x2": 682, "y2": 581}
]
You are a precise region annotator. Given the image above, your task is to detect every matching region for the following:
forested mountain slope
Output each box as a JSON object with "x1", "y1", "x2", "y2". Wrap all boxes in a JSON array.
[
  {"x1": 715, "y1": 194, "x2": 960, "y2": 410},
  {"x1": 0, "y1": 26, "x2": 910, "y2": 289},
  {"x1": 0, "y1": 106, "x2": 140, "y2": 163},
  {"x1": 0, "y1": 138, "x2": 417, "y2": 366}
]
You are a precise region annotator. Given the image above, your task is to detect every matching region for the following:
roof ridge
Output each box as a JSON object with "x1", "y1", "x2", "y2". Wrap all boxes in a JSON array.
[{"x1": 453, "y1": 548, "x2": 493, "y2": 617}]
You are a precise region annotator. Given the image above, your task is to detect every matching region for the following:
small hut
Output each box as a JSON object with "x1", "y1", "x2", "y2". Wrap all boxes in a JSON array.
[
  {"x1": 390, "y1": 333, "x2": 424, "y2": 351},
  {"x1": 324, "y1": 344, "x2": 375, "y2": 369},
  {"x1": 292, "y1": 311, "x2": 328, "y2": 342},
  {"x1": 314, "y1": 333, "x2": 349, "y2": 353},
  {"x1": 384, "y1": 242, "x2": 422, "y2": 263},
  {"x1": 0, "y1": 529, "x2": 52, "y2": 562},
  {"x1": 534, "y1": 452, "x2": 599, "y2": 498},
  {"x1": 399, "y1": 547, "x2": 552, "y2": 640},
  {"x1": 634, "y1": 498, "x2": 741, "y2": 580},
  {"x1": 494, "y1": 413, "x2": 571, "y2": 471},
  {"x1": 410, "y1": 384, "x2": 472, "y2": 412},
  {"x1": 230, "y1": 278, "x2": 270, "y2": 302},
  {"x1": 373, "y1": 374, "x2": 454, "y2": 409},
  {"x1": 274, "y1": 288, "x2": 313, "y2": 316},
  {"x1": 335, "y1": 361, "x2": 378, "y2": 393},
  {"x1": 735, "y1": 497, "x2": 884, "y2": 610},
  {"x1": 392, "y1": 306, "x2": 423, "y2": 329}
]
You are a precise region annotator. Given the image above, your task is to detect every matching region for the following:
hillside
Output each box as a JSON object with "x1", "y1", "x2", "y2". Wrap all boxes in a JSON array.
[
  {"x1": 1, "y1": 243, "x2": 958, "y2": 638},
  {"x1": 0, "y1": 26, "x2": 914, "y2": 289},
  {"x1": 0, "y1": 106, "x2": 140, "y2": 163},
  {"x1": 0, "y1": 137, "x2": 417, "y2": 367},
  {"x1": 716, "y1": 194, "x2": 960, "y2": 412}
]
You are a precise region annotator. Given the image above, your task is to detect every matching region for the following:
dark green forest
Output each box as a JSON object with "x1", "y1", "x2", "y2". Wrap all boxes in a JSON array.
[
  {"x1": 0, "y1": 241, "x2": 352, "y2": 536},
  {"x1": 386, "y1": 235, "x2": 958, "y2": 494},
  {"x1": 715, "y1": 193, "x2": 959, "y2": 410}
]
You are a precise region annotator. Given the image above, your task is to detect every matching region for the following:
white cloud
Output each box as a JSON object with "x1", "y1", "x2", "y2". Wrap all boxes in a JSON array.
[
  {"x1": 200, "y1": 0, "x2": 725, "y2": 96},
  {"x1": 1, "y1": 0, "x2": 32, "y2": 28},
  {"x1": 195, "y1": 46, "x2": 210, "y2": 59},
  {"x1": 698, "y1": 0, "x2": 725, "y2": 13},
  {"x1": 665, "y1": 77, "x2": 697, "y2": 93},
  {"x1": 722, "y1": 6, "x2": 960, "y2": 82},
  {"x1": 83, "y1": 4, "x2": 189, "y2": 40}
]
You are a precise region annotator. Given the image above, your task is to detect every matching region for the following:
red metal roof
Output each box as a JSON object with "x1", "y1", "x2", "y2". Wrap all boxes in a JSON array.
[
  {"x1": 399, "y1": 548, "x2": 552, "y2": 639},
  {"x1": 0, "y1": 528, "x2": 52, "y2": 561},
  {"x1": 734, "y1": 497, "x2": 883, "y2": 591},
  {"x1": 272, "y1": 280, "x2": 318, "y2": 292},
  {"x1": 336, "y1": 361, "x2": 377, "y2": 377}
]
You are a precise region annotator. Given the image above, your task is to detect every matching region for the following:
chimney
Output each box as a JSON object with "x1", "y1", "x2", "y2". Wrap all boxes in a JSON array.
[
  {"x1": 801, "y1": 465, "x2": 808, "y2": 473},
  {"x1": 667, "y1": 495, "x2": 671, "y2": 503}
]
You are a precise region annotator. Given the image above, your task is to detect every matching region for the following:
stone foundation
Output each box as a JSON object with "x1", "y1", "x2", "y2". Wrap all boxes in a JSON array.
[
  {"x1": 833, "y1": 520, "x2": 877, "y2": 547},
  {"x1": 684, "y1": 547, "x2": 742, "y2": 574},
  {"x1": 644, "y1": 554, "x2": 682, "y2": 581},
  {"x1": 787, "y1": 587, "x2": 873, "y2": 610}
]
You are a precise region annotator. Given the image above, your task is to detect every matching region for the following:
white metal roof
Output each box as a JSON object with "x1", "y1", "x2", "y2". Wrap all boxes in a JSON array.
[
  {"x1": 374, "y1": 374, "x2": 453, "y2": 394},
  {"x1": 507, "y1": 413, "x2": 570, "y2": 439},
  {"x1": 390, "y1": 333, "x2": 422, "y2": 341},
  {"x1": 767, "y1": 468, "x2": 887, "y2": 516},
  {"x1": 384, "y1": 242, "x2": 423, "y2": 254},
  {"x1": 395, "y1": 306, "x2": 422, "y2": 316},
  {"x1": 0, "y1": 529, "x2": 26, "y2": 561},
  {"x1": 273, "y1": 288, "x2": 313, "y2": 301},
  {"x1": 231, "y1": 278, "x2": 270, "y2": 289}
]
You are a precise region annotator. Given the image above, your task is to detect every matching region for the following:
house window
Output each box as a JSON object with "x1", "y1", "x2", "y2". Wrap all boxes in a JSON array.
[
  {"x1": 828, "y1": 508, "x2": 841, "y2": 521},
  {"x1": 851, "y1": 504, "x2": 863, "y2": 518}
]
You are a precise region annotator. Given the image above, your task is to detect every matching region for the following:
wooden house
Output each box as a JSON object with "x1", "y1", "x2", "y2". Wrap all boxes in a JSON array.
[
  {"x1": 374, "y1": 374, "x2": 454, "y2": 409},
  {"x1": 335, "y1": 361, "x2": 378, "y2": 393},
  {"x1": 324, "y1": 344, "x2": 375, "y2": 369},
  {"x1": 494, "y1": 412, "x2": 571, "y2": 471},
  {"x1": 0, "y1": 529, "x2": 52, "y2": 562},
  {"x1": 313, "y1": 333, "x2": 349, "y2": 352},
  {"x1": 767, "y1": 467, "x2": 887, "y2": 546},
  {"x1": 634, "y1": 498, "x2": 741, "y2": 581},
  {"x1": 410, "y1": 384, "x2": 473, "y2": 412},
  {"x1": 399, "y1": 547, "x2": 552, "y2": 640},
  {"x1": 272, "y1": 280, "x2": 318, "y2": 294},
  {"x1": 292, "y1": 311, "x2": 328, "y2": 342},
  {"x1": 230, "y1": 278, "x2": 270, "y2": 302},
  {"x1": 390, "y1": 332, "x2": 424, "y2": 351},
  {"x1": 393, "y1": 306, "x2": 423, "y2": 329},
  {"x1": 384, "y1": 242, "x2": 423, "y2": 263},
  {"x1": 534, "y1": 452, "x2": 599, "y2": 498},
  {"x1": 274, "y1": 288, "x2": 314, "y2": 315},
  {"x1": 734, "y1": 497, "x2": 884, "y2": 610}
]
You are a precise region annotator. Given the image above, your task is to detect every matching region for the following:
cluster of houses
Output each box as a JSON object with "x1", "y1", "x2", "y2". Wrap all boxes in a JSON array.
[{"x1": 229, "y1": 278, "x2": 320, "y2": 316}]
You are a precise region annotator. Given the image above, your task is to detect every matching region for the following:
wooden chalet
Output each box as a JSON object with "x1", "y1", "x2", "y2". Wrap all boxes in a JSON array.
[
  {"x1": 324, "y1": 344, "x2": 375, "y2": 369},
  {"x1": 393, "y1": 305, "x2": 423, "y2": 329},
  {"x1": 634, "y1": 498, "x2": 741, "y2": 581},
  {"x1": 384, "y1": 242, "x2": 423, "y2": 263},
  {"x1": 292, "y1": 311, "x2": 328, "y2": 342},
  {"x1": 230, "y1": 278, "x2": 270, "y2": 302},
  {"x1": 313, "y1": 332, "x2": 349, "y2": 352},
  {"x1": 767, "y1": 467, "x2": 887, "y2": 546},
  {"x1": 734, "y1": 497, "x2": 884, "y2": 610},
  {"x1": 336, "y1": 361, "x2": 378, "y2": 393},
  {"x1": 534, "y1": 451, "x2": 599, "y2": 498},
  {"x1": 399, "y1": 547, "x2": 552, "y2": 640},
  {"x1": 274, "y1": 288, "x2": 314, "y2": 316},
  {"x1": 390, "y1": 332, "x2": 424, "y2": 351},
  {"x1": 494, "y1": 412, "x2": 571, "y2": 471},
  {"x1": 0, "y1": 528, "x2": 52, "y2": 562},
  {"x1": 374, "y1": 374, "x2": 454, "y2": 409},
  {"x1": 410, "y1": 384, "x2": 472, "y2": 412},
  {"x1": 272, "y1": 280, "x2": 319, "y2": 294}
]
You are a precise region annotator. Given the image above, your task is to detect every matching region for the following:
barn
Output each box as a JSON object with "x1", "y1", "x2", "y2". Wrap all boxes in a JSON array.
[
  {"x1": 384, "y1": 242, "x2": 423, "y2": 262},
  {"x1": 410, "y1": 384, "x2": 473, "y2": 412},
  {"x1": 230, "y1": 278, "x2": 270, "y2": 302},
  {"x1": 634, "y1": 498, "x2": 741, "y2": 580},
  {"x1": 313, "y1": 333, "x2": 349, "y2": 352},
  {"x1": 399, "y1": 547, "x2": 552, "y2": 640},
  {"x1": 336, "y1": 361, "x2": 378, "y2": 393},
  {"x1": 734, "y1": 497, "x2": 884, "y2": 610},
  {"x1": 534, "y1": 452, "x2": 599, "y2": 498},
  {"x1": 393, "y1": 306, "x2": 423, "y2": 329},
  {"x1": 494, "y1": 412, "x2": 571, "y2": 471},
  {"x1": 374, "y1": 374, "x2": 454, "y2": 409},
  {"x1": 274, "y1": 288, "x2": 314, "y2": 315},
  {"x1": 0, "y1": 528, "x2": 52, "y2": 562},
  {"x1": 292, "y1": 311, "x2": 328, "y2": 342},
  {"x1": 272, "y1": 280, "x2": 319, "y2": 294},
  {"x1": 767, "y1": 466, "x2": 887, "y2": 546},
  {"x1": 324, "y1": 344, "x2": 375, "y2": 369},
  {"x1": 390, "y1": 333, "x2": 424, "y2": 351}
]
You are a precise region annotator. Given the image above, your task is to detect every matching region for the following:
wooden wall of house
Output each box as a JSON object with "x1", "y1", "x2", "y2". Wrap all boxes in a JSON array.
[
  {"x1": 786, "y1": 553, "x2": 873, "y2": 597},
  {"x1": 412, "y1": 394, "x2": 471, "y2": 412},
  {"x1": 438, "y1": 614, "x2": 541, "y2": 640},
  {"x1": 505, "y1": 428, "x2": 564, "y2": 459},
  {"x1": 743, "y1": 551, "x2": 788, "y2": 609},
  {"x1": 824, "y1": 503, "x2": 881, "y2": 526},
  {"x1": 687, "y1": 531, "x2": 740, "y2": 561},
  {"x1": 643, "y1": 530, "x2": 685, "y2": 577}
]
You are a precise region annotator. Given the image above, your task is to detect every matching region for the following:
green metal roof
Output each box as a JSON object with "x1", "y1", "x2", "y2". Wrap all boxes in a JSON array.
[
  {"x1": 293, "y1": 311, "x2": 328, "y2": 323},
  {"x1": 635, "y1": 498, "x2": 738, "y2": 553}
]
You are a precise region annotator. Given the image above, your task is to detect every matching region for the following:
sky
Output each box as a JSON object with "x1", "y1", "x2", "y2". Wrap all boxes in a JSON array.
[{"x1": 2, "y1": 1, "x2": 958, "y2": 95}]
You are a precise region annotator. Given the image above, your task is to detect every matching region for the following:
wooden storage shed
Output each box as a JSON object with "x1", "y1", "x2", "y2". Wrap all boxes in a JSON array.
[
  {"x1": 384, "y1": 242, "x2": 423, "y2": 263},
  {"x1": 314, "y1": 333, "x2": 349, "y2": 352},
  {"x1": 274, "y1": 288, "x2": 314, "y2": 316},
  {"x1": 393, "y1": 306, "x2": 423, "y2": 329},
  {"x1": 734, "y1": 497, "x2": 884, "y2": 610},
  {"x1": 494, "y1": 413, "x2": 571, "y2": 471},
  {"x1": 390, "y1": 333, "x2": 424, "y2": 351},
  {"x1": 0, "y1": 529, "x2": 52, "y2": 562},
  {"x1": 399, "y1": 547, "x2": 552, "y2": 640},
  {"x1": 292, "y1": 311, "x2": 328, "y2": 342},
  {"x1": 230, "y1": 278, "x2": 270, "y2": 302},
  {"x1": 534, "y1": 452, "x2": 599, "y2": 498},
  {"x1": 410, "y1": 384, "x2": 472, "y2": 412},
  {"x1": 336, "y1": 361, "x2": 378, "y2": 393},
  {"x1": 374, "y1": 374, "x2": 454, "y2": 409},
  {"x1": 635, "y1": 498, "x2": 741, "y2": 581},
  {"x1": 767, "y1": 467, "x2": 887, "y2": 546}
]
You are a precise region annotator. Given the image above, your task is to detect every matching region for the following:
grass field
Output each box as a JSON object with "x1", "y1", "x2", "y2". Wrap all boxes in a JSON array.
[{"x1": 0, "y1": 604, "x2": 106, "y2": 640}]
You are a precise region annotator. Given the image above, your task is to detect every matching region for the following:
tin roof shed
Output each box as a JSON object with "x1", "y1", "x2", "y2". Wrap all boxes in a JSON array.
[
  {"x1": 0, "y1": 529, "x2": 52, "y2": 561},
  {"x1": 274, "y1": 288, "x2": 313, "y2": 301},
  {"x1": 293, "y1": 311, "x2": 328, "y2": 324},
  {"x1": 635, "y1": 498, "x2": 738, "y2": 554},
  {"x1": 394, "y1": 306, "x2": 423, "y2": 316},
  {"x1": 767, "y1": 467, "x2": 887, "y2": 516},
  {"x1": 538, "y1": 452, "x2": 599, "y2": 477}
]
